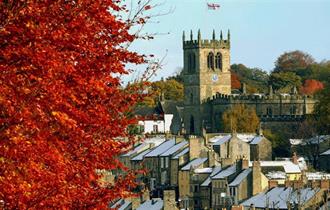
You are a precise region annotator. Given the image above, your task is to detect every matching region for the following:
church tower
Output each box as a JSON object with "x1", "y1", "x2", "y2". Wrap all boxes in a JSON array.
[{"x1": 182, "y1": 29, "x2": 231, "y2": 135}]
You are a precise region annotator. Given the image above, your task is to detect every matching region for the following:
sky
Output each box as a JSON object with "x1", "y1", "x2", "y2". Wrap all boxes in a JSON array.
[{"x1": 127, "y1": 0, "x2": 330, "y2": 81}]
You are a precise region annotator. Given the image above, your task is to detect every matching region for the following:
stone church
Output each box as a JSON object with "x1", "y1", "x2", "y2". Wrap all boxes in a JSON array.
[{"x1": 182, "y1": 29, "x2": 317, "y2": 135}]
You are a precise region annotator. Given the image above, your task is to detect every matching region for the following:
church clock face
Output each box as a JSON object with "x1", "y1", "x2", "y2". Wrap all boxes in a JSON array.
[{"x1": 212, "y1": 74, "x2": 218, "y2": 82}]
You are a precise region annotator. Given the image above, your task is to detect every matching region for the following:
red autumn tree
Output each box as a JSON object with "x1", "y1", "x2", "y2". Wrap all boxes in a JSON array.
[
  {"x1": 0, "y1": 1, "x2": 152, "y2": 208},
  {"x1": 300, "y1": 79, "x2": 324, "y2": 95},
  {"x1": 231, "y1": 72, "x2": 241, "y2": 89}
]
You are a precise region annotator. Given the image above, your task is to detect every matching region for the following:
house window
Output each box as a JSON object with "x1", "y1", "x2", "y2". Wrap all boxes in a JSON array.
[
  {"x1": 150, "y1": 178, "x2": 156, "y2": 190},
  {"x1": 207, "y1": 52, "x2": 214, "y2": 69},
  {"x1": 161, "y1": 171, "x2": 167, "y2": 185},
  {"x1": 153, "y1": 125, "x2": 158, "y2": 133},
  {"x1": 194, "y1": 185, "x2": 199, "y2": 192},
  {"x1": 160, "y1": 157, "x2": 164, "y2": 168},
  {"x1": 215, "y1": 52, "x2": 222, "y2": 70},
  {"x1": 230, "y1": 187, "x2": 236, "y2": 196},
  {"x1": 165, "y1": 157, "x2": 169, "y2": 168}
]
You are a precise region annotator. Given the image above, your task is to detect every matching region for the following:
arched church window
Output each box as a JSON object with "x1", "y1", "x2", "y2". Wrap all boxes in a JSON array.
[
  {"x1": 266, "y1": 107, "x2": 273, "y2": 116},
  {"x1": 290, "y1": 106, "x2": 297, "y2": 115},
  {"x1": 188, "y1": 53, "x2": 196, "y2": 73},
  {"x1": 190, "y1": 115, "x2": 195, "y2": 134},
  {"x1": 207, "y1": 52, "x2": 214, "y2": 69},
  {"x1": 215, "y1": 52, "x2": 222, "y2": 70}
]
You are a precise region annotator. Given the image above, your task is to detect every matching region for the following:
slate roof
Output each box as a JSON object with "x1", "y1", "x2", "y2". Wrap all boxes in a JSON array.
[
  {"x1": 131, "y1": 149, "x2": 151, "y2": 161},
  {"x1": 212, "y1": 164, "x2": 236, "y2": 179},
  {"x1": 283, "y1": 163, "x2": 301, "y2": 173},
  {"x1": 172, "y1": 147, "x2": 189, "y2": 159},
  {"x1": 160, "y1": 141, "x2": 188, "y2": 157},
  {"x1": 320, "y1": 149, "x2": 330, "y2": 156},
  {"x1": 194, "y1": 168, "x2": 213, "y2": 174},
  {"x1": 211, "y1": 134, "x2": 264, "y2": 146},
  {"x1": 229, "y1": 168, "x2": 252, "y2": 187},
  {"x1": 248, "y1": 161, "x2": 301, "y2": 174},
  {"x1": 200, "y1": 166, "x2": 222, "y2": 187},
  {"x1": 212, "y1": 135, "x2": 232, "y2": 146},
  {"x1": 110, "y1": 199, "x2": 131, "y2": 210},
  {"x1": 144, "y1": 139, "x2": 176, "y2": 158},
  {"x1": 249, "y1": 136, "x2": 263, "y2": 145},
  {"x1": 159, "y1": 100, "x2": 184, "y2": 115},
  {"x1": 136, "y1": 198, "x2": 163, "y2": 210},
  {"x1": 122, "y1": 143, "x2": 148, "y2": 157},
  {"x1": 241, "y1": 187, "x2": 320, "y2": 209},
  {"x1": 181, "y1": 158, "x2": 208, "y2": 171}
]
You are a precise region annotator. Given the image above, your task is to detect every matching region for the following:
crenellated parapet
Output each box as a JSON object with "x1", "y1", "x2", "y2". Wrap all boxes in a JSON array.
[
  {"x1": 182, "y1": 29, "x2": 230, "y2": 50},
  {"x1": 202, "y1": 92, "x2": 317, "y2": 104}
]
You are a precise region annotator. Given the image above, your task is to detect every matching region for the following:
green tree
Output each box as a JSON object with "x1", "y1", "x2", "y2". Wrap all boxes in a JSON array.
[
  {"x1": 231, "y1": 64, "x2": 269, "y2": 93},
  {"x1": 314, "y1": 85, "x2": 330, "y2": 133},
  {"x1": 222, "y1": 104, "x2": 260, "y2": 133},
  {"x1": 269, "y1": 71, "x2": 302, "y2": 92},
  {"x1": 274, "y1": 50, "x2": 315, "y2": 73},
  {"x1": 142, "y1": 79, "x2": 184, "y2": 107}
]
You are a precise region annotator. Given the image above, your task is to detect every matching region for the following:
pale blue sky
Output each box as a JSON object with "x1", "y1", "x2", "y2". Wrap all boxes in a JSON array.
[{"x1": 129, "y1": 0, "x2": 330, "y2": 81}]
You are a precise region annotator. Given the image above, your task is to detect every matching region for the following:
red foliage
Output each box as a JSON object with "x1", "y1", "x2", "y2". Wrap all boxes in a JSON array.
[
  {"x1": 0, "y1": 1, "x2": 146, "y2": 208},
  {"x1": 231, "y1": 72, "x2": 241, "y2": 89},
  {"x1": 300, "y1": 79, "x2": 324, "y2": 95}
]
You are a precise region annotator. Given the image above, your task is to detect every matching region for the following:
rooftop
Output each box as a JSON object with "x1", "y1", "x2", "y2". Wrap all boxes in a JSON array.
[
  {"x1": 194, "y1": 168, "x2": 213, "y2": 174},
  {"x1": 110, "y1": 199, "x2": 131, "y2": 210},
  {"x1": 160, "y1": 141, "x2": 188, "y2": 157},
  {"x1": 136, "y1": 198, "x2": 163, "y2": 210},
  {"x1": 200, "y1": 166, "x2": 222, "y2": 187},
  {"x1": 229, "y1": 168, "x2": 252, "y2": 187},
  {"x1": 181, "y1": 158, "x2": 208, "y2": 171},
  {"x1": 211, "y1": 133, "x2": 263, "y2": 146},
  {"x1": 320, "y1": 149, "x2": 330, "y2": 156},
  {"x1": 212, "y1": 164, "x2": 236, "y2": 179},
  {"x1": 121, "y1": 143, "x2": 149, "y2": 157},
  {"x1": 144, "y1": 139, "x2": 176, "y2": 158},
  {"x1": 172, "y1": 147, "x2": 189, "y2": 160},
  {"x1": 131, "y1": 149, "x2": 151, "y2": 161},
  {"x1": 249, "y1": 161, "x2": 302, "y2": 174},
  {"x1": 241, "y1": 187, "x2": 320, "y2": 209}
]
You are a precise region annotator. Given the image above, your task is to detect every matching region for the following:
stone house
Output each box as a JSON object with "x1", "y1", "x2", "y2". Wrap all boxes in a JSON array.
[
  {"x1": 210, "y1": 133, "x2": 272, "y2": 167},
  {"x1": 169, "y1": 147, "x2": 189, "y2": 187},
  {"x1": 159, "y1": 140, "x2": 188, "y2": 186},
  {"x1": 143, "y1": 139, "x2": 176, "y2": 190},
  {"x1": 178, "y1": 157, "x2": 209, "y2": 201}
]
